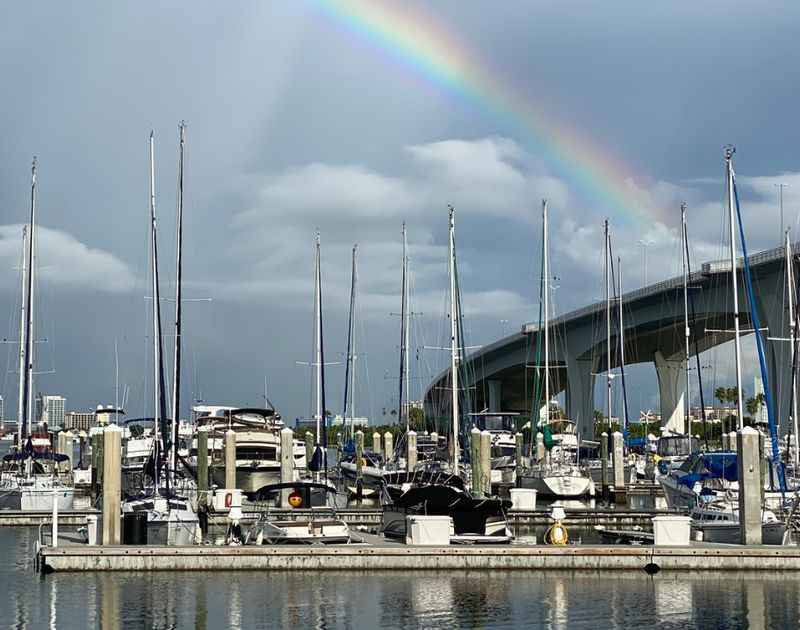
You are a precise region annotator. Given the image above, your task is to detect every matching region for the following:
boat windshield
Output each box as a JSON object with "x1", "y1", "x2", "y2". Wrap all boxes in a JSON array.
[
  {"x1": 657, "y1": 436, "x2": 697, "y2": 457},
  {"x1": 472, "y1": 414, "x2": 517, "y2": 432}
]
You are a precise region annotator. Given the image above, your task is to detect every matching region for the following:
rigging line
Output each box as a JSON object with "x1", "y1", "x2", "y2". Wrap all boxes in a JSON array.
[
  {"x1": 732, "y1": 169, "x2": 786, "y2": 492},
  {"x1": 684, "y1": 214, "x2": 709, "y2": 448}
]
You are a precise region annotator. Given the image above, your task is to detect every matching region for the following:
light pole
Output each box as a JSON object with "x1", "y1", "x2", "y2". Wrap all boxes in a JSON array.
[
  {"x1": 499, "y1": 319, "x2": 509, "y2": 337},
  {"x1": 639, "y1": 239, "x2": 655, "y2": 286},
  {"x1": 775, "y1": 183, "x2": 790, "y2": 243}
]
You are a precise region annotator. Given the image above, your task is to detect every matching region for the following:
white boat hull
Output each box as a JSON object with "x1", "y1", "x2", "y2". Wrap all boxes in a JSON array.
[
  {"x1": 694, "y1": 521, "x2": 786, "y2": 545},
  {"x1": 0, "y1": 477, "x2": 74, "y2": 511},
  {"x1": 519, "y1": 473, "x2": 591, "y2": 498}
]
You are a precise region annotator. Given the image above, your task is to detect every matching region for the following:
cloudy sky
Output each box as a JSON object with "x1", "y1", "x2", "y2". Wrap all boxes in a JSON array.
[{"x1": 1, "y1": 1, "x2": 799, "y2": 422}]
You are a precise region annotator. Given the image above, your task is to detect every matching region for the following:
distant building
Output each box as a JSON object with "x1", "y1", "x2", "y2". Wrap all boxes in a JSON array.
[
  {"x1": 64, "y1": 411, "x2": 95, "y2": 432},
  {"x1": 329, "y1": 414, "x2": 369, "y2": 428},
  {"x1": 36, "y1": 394, "x2": 66, "y2": 428}
]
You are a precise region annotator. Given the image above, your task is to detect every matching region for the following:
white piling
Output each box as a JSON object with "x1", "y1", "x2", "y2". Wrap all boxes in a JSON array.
[
  {"x1": 280, "y1": 427, "x2": 294, "y2": 507},
  {"x1": 305, "y1": 431, "x2": 314, "y2": 466},
  {"x1": 102, "y1": 425, "x2": 122, "y2": 545},
  {"x1": 225, "y1": 429, "x2": 237, "y2": 490},
  {"x1": 737, "y1": 427, "x2": 762, "y2": 545},
  {"x1": 407, "y1": 430, "x2": 417, "y2": 471},
  {"x1": 470, "y1": 427, "x2": 481, "y2": 496},
  {"x1": 536, "y1": 432, "x2": 545, "y2": 462},
  {"x1": 51, "y1": 488, "x2": 58, "y2": 547},
  {"x1": 480, "y1": 430, "x2": 492, "y2": 496},
  {"x1": 383, "y1": 431, "x2": 394, "y2": 460},
  {"x1": 612, "y1": 431, "x2": 626, "y2": 504},
  {"x1": 373, "y1": 432, "x2": 382, "y2": 455}
]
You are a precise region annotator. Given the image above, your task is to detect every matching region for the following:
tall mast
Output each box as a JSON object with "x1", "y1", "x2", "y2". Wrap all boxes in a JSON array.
[
  {"x1": 786, "y1": 230, "x2": 800, "y2": 468},
  {"x1": 21, "y1": 158, "x2": 37, "y2": 441},
  {"x1": 725, "y1": 147, "x2": 745, "y2": 429},
  {"x1": 343, "y1": 244, "x2": 358, "y2": 439},
  {"x1": 542, "y1": 200, "x2": 550, "y2": 425},
  {"x1": 170, "y1": 122, "x2": 186, "y2": 481},
  {"x1": 604, "y1": 219, "x2": 612, "y2": 430},
  {"x1": 681, "y1": 203, "x2": 691, "y2": 435},
  {"x1": 618, "y1": 256, "x2": 628, "y2": 433},
  {"x1": 313, "y1": 232, "x2": 322, "y2": 442},
  {"x1": 149, "y1": 132, "x2": 169, "y2": 491},
  {"x1": 399, "y1": 223, "x2": 409, "y2": 432},
  {"x1": 16, "y1": 226, "x2": 28, "y2": 443},
  {"x1": 448, "y1": 206, "x2": 460, "y2": 474}
]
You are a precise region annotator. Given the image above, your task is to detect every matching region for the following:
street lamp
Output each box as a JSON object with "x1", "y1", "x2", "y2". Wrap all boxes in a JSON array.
[
  {"x1": 775, "y1": 183, "x2": 790, "y2": 243},
  {"x1": 639, "y1": 239, "x2": 655, "y2": 286}
]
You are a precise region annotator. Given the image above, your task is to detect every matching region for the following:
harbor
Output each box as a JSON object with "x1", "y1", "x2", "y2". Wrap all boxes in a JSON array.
[{"x1": 5, "y1": 2, "x2": 800, "y2": 628}]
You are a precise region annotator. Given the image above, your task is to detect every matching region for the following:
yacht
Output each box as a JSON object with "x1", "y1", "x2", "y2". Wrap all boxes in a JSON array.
[
  {"x1": 0, "y1": 438, "x2": 74, "y2": 511},
  {"x1": 191, "y1": 405, "x2": 307, "y2": 493},
  {"x1": 691, "y1": 498, "x2": 786, "y2": 545},
  {"x1": 519, "y1": 419, "x2": 592, "y2": 498}
]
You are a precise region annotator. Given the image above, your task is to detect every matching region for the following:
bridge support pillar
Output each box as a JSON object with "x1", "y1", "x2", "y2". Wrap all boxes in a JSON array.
[
  {"x1": 487, "y1": 380, "x2": 502, "y2": 413},
  {"x1": 565, "y1": 358, "x2": 596, "y2": 437},
  {"x1": 654, "y1": 351, "x2": 686, "y2": 434}
]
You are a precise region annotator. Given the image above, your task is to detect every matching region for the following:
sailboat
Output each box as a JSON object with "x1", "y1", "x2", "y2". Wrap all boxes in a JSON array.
[
  {"x1": 121, "y1": 127, "x2": 198, "y2": 545},
  {"x1": 0, "y1": 159, "x2": 74, "y2": 511},
  {"x1": 381, "y1": 207, "x2": 512, "y2": 543},
  {"x1": 519, "y1": 200, "x2": 591, "y2": 498}
]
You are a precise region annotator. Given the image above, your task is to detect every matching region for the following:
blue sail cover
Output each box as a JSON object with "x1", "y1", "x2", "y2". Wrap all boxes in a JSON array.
[
  {"x1": 677, "y1": 452, "x2": 738, "y2": 487},
  {"x1": 2, "y1": 437, "x2": 69, "y2": 463},
  {"x1": 308, "y1": 445, "x2": 326, "y2": 472}
]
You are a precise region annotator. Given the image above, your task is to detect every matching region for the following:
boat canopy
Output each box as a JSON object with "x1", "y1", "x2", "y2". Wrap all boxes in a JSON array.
[{"x1": 2, "y1": 437, "x2": 69, "y2": 462}]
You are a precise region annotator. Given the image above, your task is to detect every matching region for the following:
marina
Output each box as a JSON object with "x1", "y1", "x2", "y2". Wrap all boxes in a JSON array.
[{"x1": 4, "y1": 2, "x2": 800, "y2": 628}]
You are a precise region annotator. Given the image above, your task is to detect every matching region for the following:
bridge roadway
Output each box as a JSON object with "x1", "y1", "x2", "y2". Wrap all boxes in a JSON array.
[{"x1": 425, "y1": 243, "x2": 797, "y2": 436}]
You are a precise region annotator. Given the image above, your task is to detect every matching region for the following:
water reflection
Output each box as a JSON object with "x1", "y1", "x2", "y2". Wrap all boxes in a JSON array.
[{"x1": 0, "y1": 523, "x2": 799, "y2": 630}]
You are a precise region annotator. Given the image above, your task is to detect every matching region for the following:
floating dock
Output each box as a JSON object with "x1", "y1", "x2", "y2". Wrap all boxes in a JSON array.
[{"x1": 37, "y1": 543, "x2": 800, "y2": 573}]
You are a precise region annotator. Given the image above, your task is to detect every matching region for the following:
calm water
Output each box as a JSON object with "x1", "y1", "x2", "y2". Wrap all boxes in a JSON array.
[{"x1": 2, "y1": 529, "x2": 800, "y2": 629}]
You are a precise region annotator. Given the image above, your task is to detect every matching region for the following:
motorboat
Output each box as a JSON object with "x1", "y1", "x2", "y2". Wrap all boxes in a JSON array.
[
  {"x1": 245, "y1": 482, "x2": 351, "y2": 544},
  {"x1": 0, "y1": 439, "x2": 74, "y2": 511},
  {"x1": 691, "y1": 499, "x2": 786, "y2": 545},
  {"x1": 658, "y1": 450, "x2": 737, "y2": 509},
  {"x1": 380, "y1": 470, "x2": 513, "y2": 543},
  {"x1": 190, "y1": 406, "x2": 307, "y2": 493}
]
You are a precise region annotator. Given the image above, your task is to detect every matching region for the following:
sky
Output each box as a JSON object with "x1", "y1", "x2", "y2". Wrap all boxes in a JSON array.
[{"x1": 1, "y1": 1, "x2": 799, "y2": 423}]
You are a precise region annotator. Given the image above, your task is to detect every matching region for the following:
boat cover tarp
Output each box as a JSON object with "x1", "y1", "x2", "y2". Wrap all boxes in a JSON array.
[
  {"x1": 2, "y1": 437, "x2": 69, "y2": 462},
  {"x1": 677, "y1": 451, "x2": 738, "y2": 487}
]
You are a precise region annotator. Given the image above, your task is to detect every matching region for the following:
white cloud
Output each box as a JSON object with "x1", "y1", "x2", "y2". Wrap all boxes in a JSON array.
[{"x1": 0, "y1": 224, "x2": 136, "y2": 294}]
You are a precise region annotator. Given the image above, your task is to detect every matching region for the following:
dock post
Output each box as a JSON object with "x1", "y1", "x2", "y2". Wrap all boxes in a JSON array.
[
  {"x1": 722, "y1": 432, "x2": 730, "y2": 450},
  {"x1": 407, "y1": 430, "x2": 417, "y2": 471},
  {"x1": 91, "y1": 433, "x2": 104, "y2": 498},
  {"x1": 515, "y1": 432, "x2": 524, "y2": 484},
  {"x1": 470, "y1": 427, "x2": 481, "y2": 496},
  {"x1": 197, "y1": 426, "x2": 209, "y2": 537},
  {"x1": 372, "y1": 431, "x2": 381, "y2": 455},
  {"x1": 51, "y1": 488, "x2": 58, "y2": 547},
  {"x1": 737, "y1": 426, "x2": 762, "y2": 545},
  {"x1": 355, "y1": 430, "x2": 364, "y2": 489},
  {"x1": 384, "y1": 431, "x2": 394, "y2": 460},
  {"x1": 600, "y1": 432, "x2": 609, "y2": 502},
  {"x1": 225, "y1": 429, "x2": 237, "y2": 490},
  {"x1": 480, "y1": 430, "x2": 492, "y2": 496},
  {"x1": 79, "y1": 433, "x2": 86, "y2": 469},
  {"x1": 729, "y1": 431, "x2": 737, "y2": 453},
  {"x1": 304, "y1": 431, "x2": 314, "y2": 467},
  {"x1": 102, "y1": 425, "x2": 122, "y2": 545},
  {"x1": 280, "y1": 427, "x2": 294, "y2": 507},
  {"x1": 536, "y1": 432, "x2": 545, "y2": 462},
  {"x1": 612, "y1": 431, "x2": 626, "y2": 505}
]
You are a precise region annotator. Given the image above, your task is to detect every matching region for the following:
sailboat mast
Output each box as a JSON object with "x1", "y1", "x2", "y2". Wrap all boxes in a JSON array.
[
  {"x1": 725, "y1": 147, "x2": 745, "y2": 429},
  {"x1": 17, "y1": 226, "x2": 28, "y2": 443},
  {"x1": 786, "y1": 230, "x2": 800, "y2": 468},
  {"x1": 170, "y1": 122, "x2": 186, "y2": 480},
  {"x1": 681, "y1": 203, "x2": 691, "y2": 435},
  {"x1": 448, "y1": 206, "x2": 460, "y2": 474},
  {"x1": 618, "y1": 257, "x2": 628, "y2": 433},
  {"x1": 542, "y1": 200, "x2": 550, "y2": 425},
  {"x1": 399, "y1": 223, "x2": 409, "y2": 432},
  {"x1": 149, "y1": 132, "x2": 165, "y2": 491},
  {"x1": 21, "y1": 158, "x2": 37, "y2": 440},
  {"x1": 604, "y1": 220, "x2": 612, "y2": 431},
  {"x1": 314, "y1": 232, "x2": 322, "y2": 442},
  {"x1": 343, "y1": 244, "x2": 358, "y2": 439}
]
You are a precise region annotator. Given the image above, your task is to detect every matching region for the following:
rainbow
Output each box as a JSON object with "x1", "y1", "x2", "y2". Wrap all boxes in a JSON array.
[{"x1": 312, "y1": 0, "x2": 656, "y2": 224}]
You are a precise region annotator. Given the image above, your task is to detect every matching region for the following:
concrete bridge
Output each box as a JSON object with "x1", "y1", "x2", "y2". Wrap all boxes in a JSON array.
[{"x1": 424, "y1": 243, "x2": 797, "y2": 435}]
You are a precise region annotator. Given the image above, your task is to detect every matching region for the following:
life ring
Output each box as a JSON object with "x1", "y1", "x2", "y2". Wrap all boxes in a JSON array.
[
  {"x1": 545, "y1": 521, "x2": 569, "y2": 545},
  {"x1": 288, "y1": 491, "x2": 303, "y2": 508}
]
